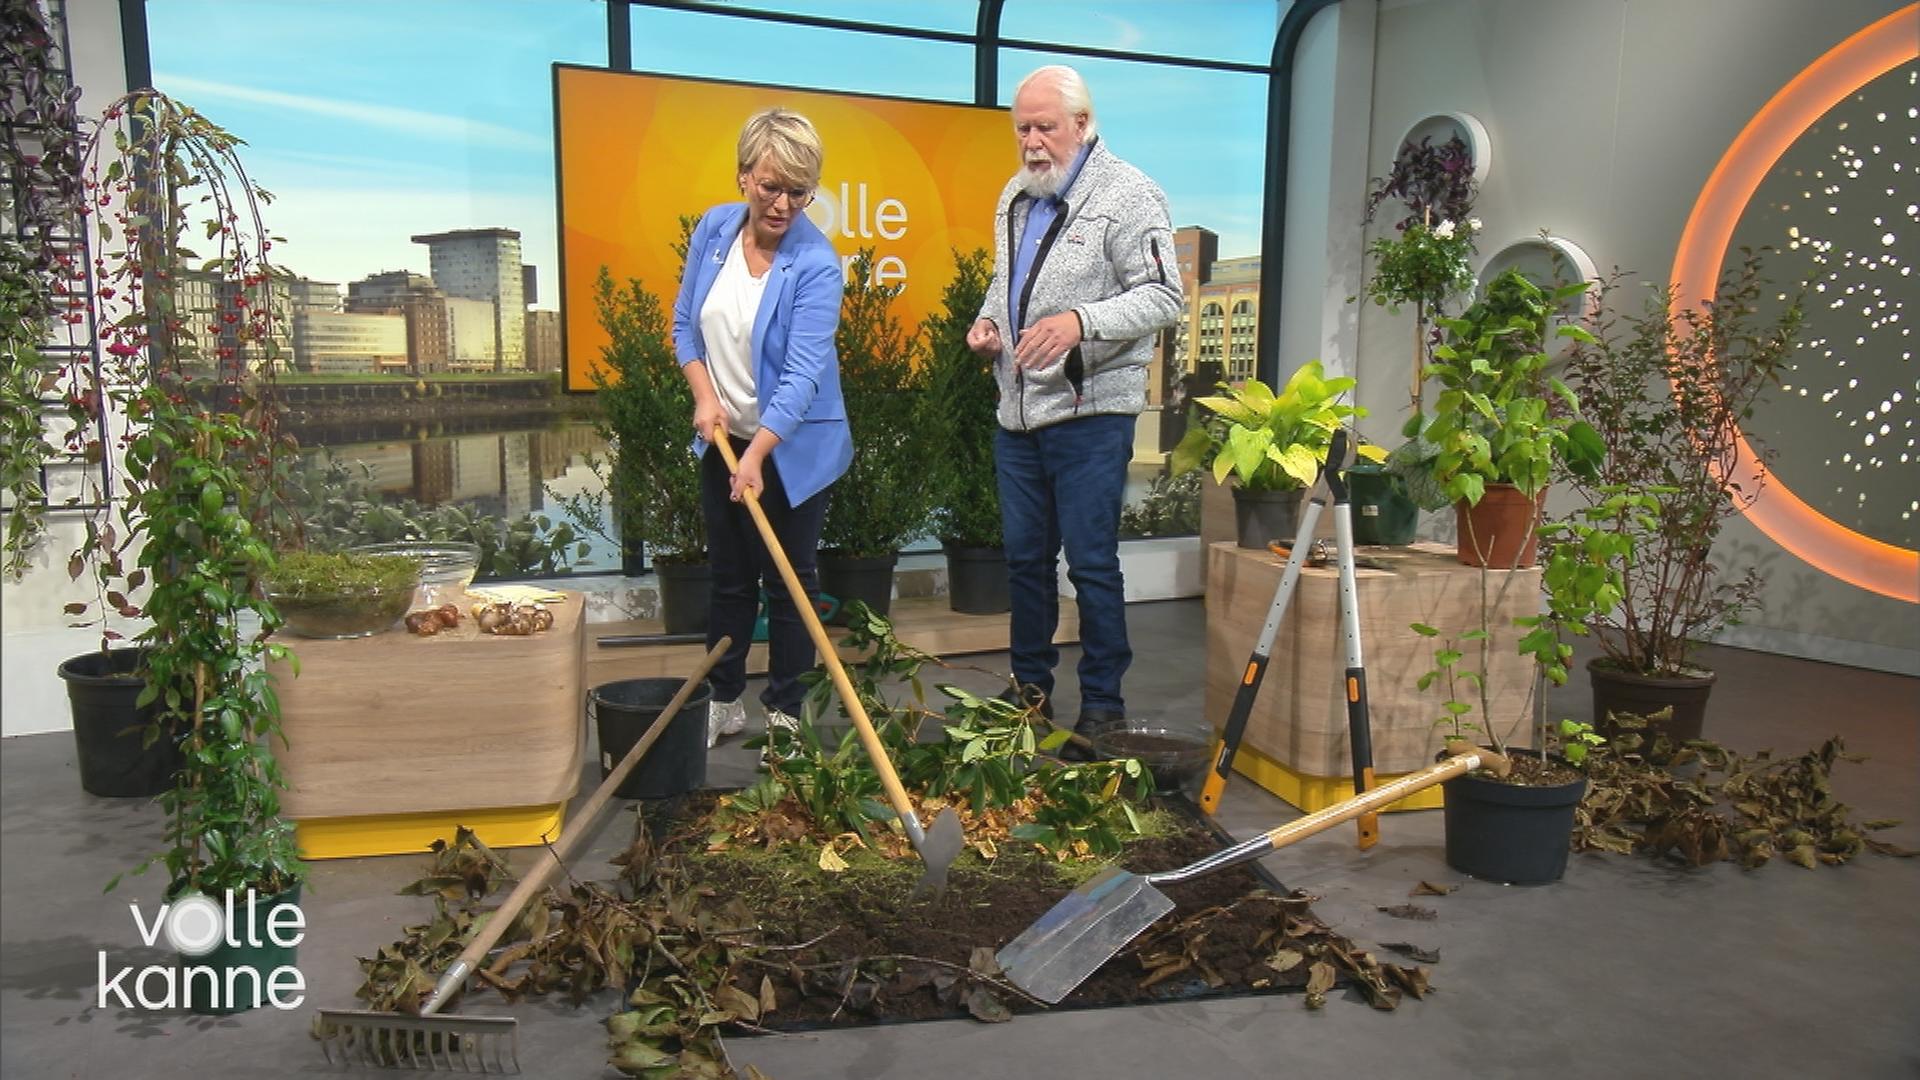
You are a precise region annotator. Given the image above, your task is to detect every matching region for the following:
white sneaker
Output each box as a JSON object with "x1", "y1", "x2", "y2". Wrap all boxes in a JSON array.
[
  {"x1": 761, "y1": 709, "x2": 801, "y2": 765},
  {"x1": 708, "y1": 699, "x2": 747, "y2": 747}
]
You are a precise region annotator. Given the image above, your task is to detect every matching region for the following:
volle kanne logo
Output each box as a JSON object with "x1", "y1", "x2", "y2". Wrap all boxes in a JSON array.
[{"x1": 97, "y1": 889, "x2": 307, "y2": 1011}]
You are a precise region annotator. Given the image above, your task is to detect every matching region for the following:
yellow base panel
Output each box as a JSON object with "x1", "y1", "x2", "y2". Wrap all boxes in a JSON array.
[
  {"x1": 294, "y1": 803, "x2": 567, "y2": 860},
  {"x1": 1230, "y1": 741, "x2": 1444, "y2": 814}
]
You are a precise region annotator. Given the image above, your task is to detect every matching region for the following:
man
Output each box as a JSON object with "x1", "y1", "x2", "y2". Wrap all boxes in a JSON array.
[{"x1": 965, "y1": 65, "x2": 1182, "y2": 746}]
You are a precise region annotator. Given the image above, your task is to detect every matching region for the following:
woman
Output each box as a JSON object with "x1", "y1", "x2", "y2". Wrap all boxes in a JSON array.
[{"x1": 672, "y1": 107, "x2": 850, "y2": 749}]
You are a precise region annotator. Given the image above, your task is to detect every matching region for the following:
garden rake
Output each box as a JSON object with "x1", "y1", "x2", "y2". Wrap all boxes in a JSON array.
[
  {"x1": 711, "y1": 429, "x2": 964, "y2": 897},
  {"x1": 1197, "y1": 428, "x2": 1383, "y2": 850},
  {"x1": 313, "y1": 638, "x2": 730, "y2": 1073},
  {"x1": 998, "y1": 741, "x2": 1509, "y2": 1004}
]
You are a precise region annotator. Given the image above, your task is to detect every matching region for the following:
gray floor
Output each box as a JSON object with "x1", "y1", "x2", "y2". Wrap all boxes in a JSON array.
[{"x1": 2, "y1": 598, "x2": 1916, "y2": 1079}]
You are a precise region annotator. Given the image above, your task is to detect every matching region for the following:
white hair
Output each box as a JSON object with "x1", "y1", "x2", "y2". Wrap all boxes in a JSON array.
[{"x1": 1015, "y1": 64, "x2": 1098, "y2": 140}]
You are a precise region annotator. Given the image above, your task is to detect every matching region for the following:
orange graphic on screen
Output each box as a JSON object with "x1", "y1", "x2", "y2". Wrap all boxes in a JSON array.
[{"x1": 556, "y1": 67, "x2": 1011, "y2": 391}]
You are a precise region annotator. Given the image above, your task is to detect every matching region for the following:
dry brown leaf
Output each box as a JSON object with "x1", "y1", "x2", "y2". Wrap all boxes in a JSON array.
[
  {"x1": 1410, "y1": 880, "x2": 1457, "y2": 896},
  {"x1": 1377, "y1": 904, "x2": 1437, "y2": 921}
]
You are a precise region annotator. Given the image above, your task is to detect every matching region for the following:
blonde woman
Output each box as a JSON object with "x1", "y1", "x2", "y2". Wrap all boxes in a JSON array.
[{"x1": 672, "y1": 107, "x2": 850, "y2": 749}]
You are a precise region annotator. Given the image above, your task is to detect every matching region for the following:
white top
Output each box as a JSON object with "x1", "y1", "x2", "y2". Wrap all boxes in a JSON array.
[{"x1": 699, "y1": 231, "x2": 770, "y2": 438}]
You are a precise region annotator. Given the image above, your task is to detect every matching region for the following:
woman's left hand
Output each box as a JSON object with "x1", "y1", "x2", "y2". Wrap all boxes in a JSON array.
[{"x1": 730, "y1": 450, "x2": 766, "y2": 503}]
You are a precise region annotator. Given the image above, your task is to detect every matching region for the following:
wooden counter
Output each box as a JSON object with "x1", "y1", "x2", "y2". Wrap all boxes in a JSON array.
[
  {"x1": 269, "y1": 593, "x2": 586, "y2": 858},
  {"x1": 1205, "y1": 542, "x2": 1540, "y2": 811}
]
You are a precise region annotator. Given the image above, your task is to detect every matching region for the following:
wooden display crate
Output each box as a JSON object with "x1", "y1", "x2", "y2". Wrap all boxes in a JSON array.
[
  {"x1": 1204, "y1": 542, "x2": 1539, "y2": 811},
  {"x1": 269, "y1": 593, "x2": 587, "y2": 858}
]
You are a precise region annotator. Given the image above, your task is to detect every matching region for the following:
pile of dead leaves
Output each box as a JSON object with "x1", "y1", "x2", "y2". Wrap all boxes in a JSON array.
[{"x1": 1574, "y1": 733, "x2": 1914, "y2": 868}]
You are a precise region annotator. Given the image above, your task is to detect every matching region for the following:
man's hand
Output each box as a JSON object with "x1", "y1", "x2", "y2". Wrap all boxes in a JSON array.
[
  {"x1": 965, "y1": 318, "x2": 1003, "y2": 358},
  {"x1": 1013, "y1": 311, "x2": 1083, "y2": 371}
]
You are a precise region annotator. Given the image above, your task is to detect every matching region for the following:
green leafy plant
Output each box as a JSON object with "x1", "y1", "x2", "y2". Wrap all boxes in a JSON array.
[
  {"x1": 1560, "y1": 254, "x2": 1800, "y2": 677},
  {"x1": 1414, "y1": 268, "x2": 1604, "y2": 507},
  {"x1": 1170, "y1": 360, "x2": 1383, "y2": 492},
  {"x1": 916, "y1": 249, "x2": 998, "y2": 547},
  {"x1": 67, "y1": 89, "x2": 306, "y2": 899},
  {"x1": 1411, "y1": 624, "x2": 1487, "y2": 743},
  {"x1": 591, "y1": 241, "x2": 705, "y2": 564},
  {"x1": 822, "y1": 251, "x2": 938, "y2": 558},
  {"x1": 1550, "y1": 719, "x2": 1606, "y2": 768},
  {"x1": 1361, "y1": 217, "x2": 1479, "y2": 318},
  {"x1": 1118, "y1": 468, "x2": 1201, "y2": 539}
]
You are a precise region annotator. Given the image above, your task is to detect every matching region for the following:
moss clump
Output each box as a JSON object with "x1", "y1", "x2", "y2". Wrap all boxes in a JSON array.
[{"x1": 267, "y1": 551, "x2": 419, "y2": 598}]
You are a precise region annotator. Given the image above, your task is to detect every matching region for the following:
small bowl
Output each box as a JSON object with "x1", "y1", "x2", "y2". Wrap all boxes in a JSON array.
[
  {"x1": 1089, "y1": 722, "x2": 1212, "y2": 795},
  {"x1": 265, "y1": 581, "x2": 416, "y2": 640},
  {"x1": 351, "y1": 541, "x2": 481, "y2": 609}
]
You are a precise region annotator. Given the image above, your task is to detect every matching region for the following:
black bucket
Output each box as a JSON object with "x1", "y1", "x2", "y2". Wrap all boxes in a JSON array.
[
  {"x1": 590, "y1": 678, "x2": 712, "y2": 799},
  {"x1": 58, "y1": 647, "x2": 182, "y2": 798}
]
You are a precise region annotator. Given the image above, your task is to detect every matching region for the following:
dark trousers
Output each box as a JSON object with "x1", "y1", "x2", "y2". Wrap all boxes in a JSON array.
[
  {"x1": 700, "y1": 439, "x2": 829, "y2": 714},
  {"x1": 995, "y1": 413, "x2": 1134, "y2": 714}
]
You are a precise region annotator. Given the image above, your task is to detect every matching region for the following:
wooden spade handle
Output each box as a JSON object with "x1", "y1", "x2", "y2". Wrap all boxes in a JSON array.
[
  {"x1": 424, "y1": 637, "x2": 730, "y2": 1015},
  {"x1": 709, "y1": 429, "x2": 928, "y2": 844}
]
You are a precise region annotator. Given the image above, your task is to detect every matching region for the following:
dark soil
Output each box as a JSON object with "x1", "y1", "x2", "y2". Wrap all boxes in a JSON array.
[{"x1": 639, "y1": 792, "x2": 1415, "y2": 1028}]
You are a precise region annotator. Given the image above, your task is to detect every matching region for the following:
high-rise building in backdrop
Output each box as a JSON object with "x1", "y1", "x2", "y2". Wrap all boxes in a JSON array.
[
  {"x1": 348, "y1": 271, "x2": 452, "y2": 373},
  {"x1": 411, "y1": 228, "x2": 525, "y2": 372}
]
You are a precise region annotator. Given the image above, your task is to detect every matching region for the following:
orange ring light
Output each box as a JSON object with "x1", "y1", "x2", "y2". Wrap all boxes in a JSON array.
[{"x1": 1669, "y1": 3, "x2": 1919, "y2": 603}]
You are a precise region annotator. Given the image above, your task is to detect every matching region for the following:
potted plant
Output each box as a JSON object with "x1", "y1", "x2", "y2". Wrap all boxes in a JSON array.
[
  {"x1": 1170, "y1": 359, "x2": 1383, "y2": 549},
  {"x1": 1413, "y1": 268, "x2": 1604, "y2": 566},
  {"x1": 1356, "y1": 135, "x2": 1484, "y2": 543},
  {"x1": 1560, "y1": 253, "x2": 1800, "y2": 742},
  {"x1": 1414, "y1": 488, "x2": 1649, "y2": 884},
  {"x1": 64, "y1": 88, "x2": 307, "y2": 1012},
  {"x1": 591, "y1": 260, "x2": 708, "y2": 633},
  {"x1": 818, "y1": 250, "x2": 938, "y2": 620},
  {"x1": 914, "y1": 250, "x2": 1004, "y2": 614}
]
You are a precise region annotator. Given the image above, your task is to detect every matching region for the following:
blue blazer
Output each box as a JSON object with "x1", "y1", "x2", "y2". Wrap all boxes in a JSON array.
[{"x1": 673, "y1": 203, "x2": 852, "y2": 507}]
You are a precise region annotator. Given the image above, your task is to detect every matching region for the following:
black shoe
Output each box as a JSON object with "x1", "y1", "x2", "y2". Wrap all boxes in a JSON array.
[
  {"x1": 1075, "y1": 707, "x2": 1127, "y2": 742},
  {"x1": 996, "y1": 683, "x2": 1053, "y2": 721}
]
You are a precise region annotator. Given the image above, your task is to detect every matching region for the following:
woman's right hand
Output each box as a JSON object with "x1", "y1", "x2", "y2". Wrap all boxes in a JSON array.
[{"x1": 693, "y1": 398, "x2": 727, "y2": 444}]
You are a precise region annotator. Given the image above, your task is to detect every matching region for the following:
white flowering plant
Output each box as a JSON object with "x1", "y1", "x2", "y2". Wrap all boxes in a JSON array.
[{"x1": 1362, "y1": 217, "x2": 1480, "y2": 315}]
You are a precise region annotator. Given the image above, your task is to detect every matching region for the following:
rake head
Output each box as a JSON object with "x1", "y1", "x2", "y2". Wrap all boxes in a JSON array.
[{"x1": 314, "y1": 1009, "x2": 520, "y2": 1073}]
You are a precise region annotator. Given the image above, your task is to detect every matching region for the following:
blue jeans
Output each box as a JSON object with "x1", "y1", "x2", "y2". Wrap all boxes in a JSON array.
[
  {"x1": 701, "y1": 440, "x2": 829, "y2": 714},
  {"x1": 995, "y1": 413, "x2": 1134, "y2": 714}
]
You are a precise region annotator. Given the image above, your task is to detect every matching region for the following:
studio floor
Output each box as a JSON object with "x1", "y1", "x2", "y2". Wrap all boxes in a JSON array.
[{"x1": 1, "y1": 598, "x2": 1915, "y2": 1079}]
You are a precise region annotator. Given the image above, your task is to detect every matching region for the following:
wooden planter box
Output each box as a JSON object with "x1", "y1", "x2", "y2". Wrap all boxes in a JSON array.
[
  {"x1": 1204, "y1": 543, "x2": 1539, "y2": 811},
  {"x1": 269, "y1": 593, "x2": 587, "y2": 858}
]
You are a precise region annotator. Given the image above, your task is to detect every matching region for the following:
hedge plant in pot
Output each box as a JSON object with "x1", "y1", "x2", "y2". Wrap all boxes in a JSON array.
[
  {"x1": 1414, "y1": 489, "x2": 1645, "y2": 884},
  {"x1": 1560, "y1": 254, "x2": 1800, "y2": 744},
  {"x1": 1169, "y1": 359, "x2": 1382, "y2": 550},
  {"x1": 915, "y1": 250, "x2": 1004, "y2": 614},
  {"x1": 818, "y1": 250, "x2": 938, "y2": 621},
  {"x1": 592, "y1": 263, "x2": 708, "y2": 633},
  {"x1": 70, "y1": 89, "x2": 307, "y2": 1012},
  {"x1": 1357, "y1": 135, "x2": 1483, "y2": 543},
  {"x1": 1414, "y1": 268, "x2": 1604, "y2": 567}
]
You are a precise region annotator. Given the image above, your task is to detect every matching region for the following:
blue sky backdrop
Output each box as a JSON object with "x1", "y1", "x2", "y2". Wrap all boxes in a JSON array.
[{"x1": 148, "y1": 0, "x2": 1273, "y2": 294}]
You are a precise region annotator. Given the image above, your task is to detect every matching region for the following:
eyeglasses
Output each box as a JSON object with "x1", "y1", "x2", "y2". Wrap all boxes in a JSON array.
[{"x1": 749, "y1": 177, "x2": 814, "y2": 208}]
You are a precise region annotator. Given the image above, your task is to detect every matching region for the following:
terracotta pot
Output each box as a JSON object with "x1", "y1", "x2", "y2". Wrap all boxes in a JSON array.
[
  {"x1": 1587, "y1": 657, "x2": 1716, "y2": 744},
  {"x1": 1455, "y1": 483, "x2": 1544, "y2": 568}
]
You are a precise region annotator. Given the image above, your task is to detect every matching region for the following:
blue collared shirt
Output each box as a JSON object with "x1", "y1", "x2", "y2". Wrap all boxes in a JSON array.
[{"x1": 1008, "y1": 141, "x2": 1093, "y2": 330}]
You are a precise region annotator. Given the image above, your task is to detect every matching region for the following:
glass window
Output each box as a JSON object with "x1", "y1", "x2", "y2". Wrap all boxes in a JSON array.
[
  {"x1": 1001, "y1": 0, "x2": 1279, "y2": 67},
  {"x1": 147, "y1": 0, "x2": 615, "y2": 578},
  {"x1": 674, "y1": 0, "x2": 981, "y2": 36},
  {"x1": 629, "y1": 7, "x2": 972, "y2": 101}
]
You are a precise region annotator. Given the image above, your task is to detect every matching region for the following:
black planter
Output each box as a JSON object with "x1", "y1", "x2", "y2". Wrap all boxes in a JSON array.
[
  {"x1": 1346, "y1": 464, "x2": 1418, "y2": 545},
  {"x1": 59, "y1": 647, "x2": 182, "y2": 798},
  {"x1": 1587, "y1": 658, "x2": 1715, "y2": 745},
  {"x1": 1231, "y1": 487, "x2": 1303, "y2": 550},
  {"x1": 1442, "y1": 751, "x2": 1587, "y2": 884},
  {"x1": 620, "y1": 537, "x2": 647, "y2": 577},
  {"x1": 179, "y1": 881, "x2": 305, "y2": 1016},
  {"x1": 819, "y1": 550, "x2": 897, "y2": 624},
  {"x1": 654, "y1": 559, "x2": 711, "y2": 636},
  {"x1": 590, "y1": 677, "x2": 712, "y2": 799},
  {"x1": 942, "y1": 542, "x2": 1009, "y2": 615}
]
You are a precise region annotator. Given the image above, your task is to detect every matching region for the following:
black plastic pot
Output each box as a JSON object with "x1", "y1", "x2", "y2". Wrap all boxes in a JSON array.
[
  {"x1": 590, "y1": 677, "x2": 712, "y2": 799},
  {"x1": 942, "y1": 542, "x2": 1009, "y2": 615},
  {"x1": 1442, "y1": 751, "x2": 1587, "y2": 884},
  {"x1": 59, "y1": 647, "x2": 182, "y2": 798},
  {"x1": 654, "y1": 559, "x2": 711, "y2": 636},
  {"x1": 819, "y1": 550, "x2": 897, "y2": 623},
  {"x1": 1346, "y1": 463, "x2": 1418, "y2": 545},
  {"x1": 1231, "y1": 488, "x2": 1302, "y2": 550},
  {"x1": 179, "y1": 881, "x2": 305, "y2": 1016},
  {"x1": 1587, "y1": 658, "x2": 1715, "y2": 745}
]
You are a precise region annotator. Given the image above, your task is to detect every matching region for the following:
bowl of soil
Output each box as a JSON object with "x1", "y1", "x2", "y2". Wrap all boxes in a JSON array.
[
  {"x1": 264, "y1": 550, "x2": 422, "y2": 639},
  {"x1": 1088, "y1": 719, "x2": 1212, "y2": 795}
]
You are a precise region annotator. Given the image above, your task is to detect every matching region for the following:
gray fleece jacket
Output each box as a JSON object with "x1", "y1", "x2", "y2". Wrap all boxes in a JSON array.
[{"x1": 976, "y1": 137, "x2": 1184, "y2": 432}]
